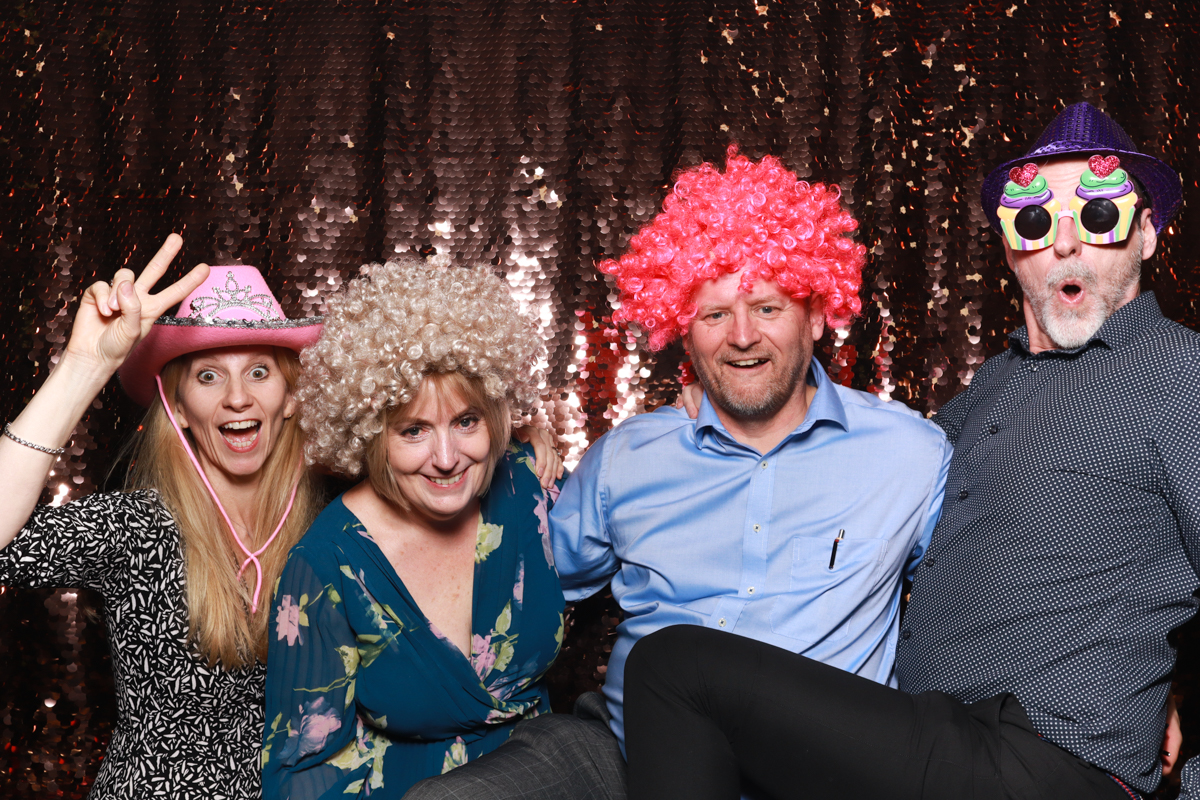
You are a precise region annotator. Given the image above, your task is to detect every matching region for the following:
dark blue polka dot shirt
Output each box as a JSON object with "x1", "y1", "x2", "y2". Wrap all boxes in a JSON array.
[{"x1": 895, "y1": 291, "x2": 1200, "y2": 796}]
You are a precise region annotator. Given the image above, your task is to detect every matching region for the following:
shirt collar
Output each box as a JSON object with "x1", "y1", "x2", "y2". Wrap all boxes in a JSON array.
[
  {"x1": 1007, "y1": 290, "x2": 1165, "y2": 357},
  {"x1": 693, "y1": 357, "x2": 849, "y2": 453}
]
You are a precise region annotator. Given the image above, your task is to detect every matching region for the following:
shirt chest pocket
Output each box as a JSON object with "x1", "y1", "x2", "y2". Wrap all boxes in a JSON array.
[{"x1": 769, "y1": 535, "x2": 888, "y2": 646}]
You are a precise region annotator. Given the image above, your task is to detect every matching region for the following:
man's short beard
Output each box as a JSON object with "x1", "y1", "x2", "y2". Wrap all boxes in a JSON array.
[
  {"x1": 689, "y1": 346, "x2": 808, "y2": 421},
  {"x1": 1023, "y1": 237, "x2": 1142, "y2": 350}
]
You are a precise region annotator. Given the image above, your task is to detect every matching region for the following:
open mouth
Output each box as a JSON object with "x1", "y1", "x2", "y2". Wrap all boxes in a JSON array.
[
  {"x1": 726, "y1": 358, "x2": 770, "y2": 369},
  {"x1": 426, "y1": 472, "x2": 467, "y2": 488},
  {"x1": 1057, "y1": 281, "x2": 1086, "y2": 305},
  {"x1": 219, "y1": 420, "x2": 261, "y2": 452}
]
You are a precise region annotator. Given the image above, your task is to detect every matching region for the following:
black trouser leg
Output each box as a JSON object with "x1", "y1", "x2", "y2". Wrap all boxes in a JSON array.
[
  {"x1": 625, "y1": 625, "x2": 924, "y2": 800},
  {"x1": 623, "y1": 625, "x2": 1129, "y2": 800}
]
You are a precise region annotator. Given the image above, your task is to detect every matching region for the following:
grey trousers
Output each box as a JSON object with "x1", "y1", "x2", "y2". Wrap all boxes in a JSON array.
[{"x1": 403, "y1": 692, "x2": 627, "y2": 800}]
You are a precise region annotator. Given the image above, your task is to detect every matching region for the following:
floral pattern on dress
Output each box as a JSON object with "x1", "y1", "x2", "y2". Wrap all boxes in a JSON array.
[
  {"x1": 262, "y1": 442, "x2": 565, "y2": 799},
  {"x1": 532, "y1": 492, "x2": 556, "y2": 570},
  {"x1": 514, "y1": 557, "x2": 525, "y2": 608},
  {"x1": 470, "y1": 601, "x2": 517, "y2": 680},
  {"x1": 441, "y1": 736, "x2": 468, "y2": 774},
  {"x1": 475, "y1": 522, "x2": 503, "y2": 563},
  {"x1": 280, "y1": 696, "x2": 344, "y2": 762},
  {"x1": 327, "y1": 716, "x2": 392, "y2": 794}
]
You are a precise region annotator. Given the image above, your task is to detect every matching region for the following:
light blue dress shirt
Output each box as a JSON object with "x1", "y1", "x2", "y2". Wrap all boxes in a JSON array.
[{"x1": 550, "y1": 360, "x2": 953, "y2": 746}]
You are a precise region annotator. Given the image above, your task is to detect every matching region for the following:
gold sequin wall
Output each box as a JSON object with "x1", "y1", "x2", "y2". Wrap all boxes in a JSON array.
[{"x1": 1, "y1": 1, "x2": 1198, "y2": 796}]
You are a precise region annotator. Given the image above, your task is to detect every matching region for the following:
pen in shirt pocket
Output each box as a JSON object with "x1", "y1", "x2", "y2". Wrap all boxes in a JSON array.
[{"x1": 829, "y1": 529, "x2": 845, "y2": 569}]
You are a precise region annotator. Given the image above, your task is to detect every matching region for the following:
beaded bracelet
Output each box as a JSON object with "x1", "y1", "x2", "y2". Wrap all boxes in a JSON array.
[{"x1": 3, "y1": 423, "x2": 65, "y2": 456}]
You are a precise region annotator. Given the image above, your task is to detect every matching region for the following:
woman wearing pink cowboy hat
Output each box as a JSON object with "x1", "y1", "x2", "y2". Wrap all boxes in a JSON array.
[{"x1": 0, "y1": 235, "x2": 324, "y2": 798}]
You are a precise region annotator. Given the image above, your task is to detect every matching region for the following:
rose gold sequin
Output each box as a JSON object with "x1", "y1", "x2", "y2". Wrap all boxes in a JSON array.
[{"x1": 1, "y1": 4, "x2": 1197, "y2": 796}]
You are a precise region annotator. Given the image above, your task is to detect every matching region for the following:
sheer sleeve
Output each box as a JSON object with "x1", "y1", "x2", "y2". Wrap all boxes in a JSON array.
[
  {"x1": 0, "y1": 490, "x2": 161, "y2": 593},
  {"x1": 262, "y1": 547, "x2": 368, "y2": 800}
]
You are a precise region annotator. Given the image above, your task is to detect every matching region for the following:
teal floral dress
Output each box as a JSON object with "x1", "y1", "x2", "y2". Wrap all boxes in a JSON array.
[{"x1": 261, "y1": 443, "x2": 565, "y2": 798}]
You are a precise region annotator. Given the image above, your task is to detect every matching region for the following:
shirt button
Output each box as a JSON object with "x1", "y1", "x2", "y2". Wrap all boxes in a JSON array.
[
  {"x1": 718, "y1": 618, "x2": 727, "y2": 627},
  {"x1": 747, "y1": 587, "x2": 755, "y2": 594},
  {"x1": 900, "y1": 629, "x2": 912, "y2": 640},
  {"x1": 760, "y1": 461, "x2": 768, "y2": 469},
  {"x1": 958, "y1": 489, "x2": 969, "y2": 500},
  {"x1": 925, "y1": 555, "x2": 937, "y2": 566},
  {"x1": 988, "y1": 424, "x2": 998, "y2": 435},
  {"x1": 753, "y1": 524, "x2": 760, "y2": 532}
]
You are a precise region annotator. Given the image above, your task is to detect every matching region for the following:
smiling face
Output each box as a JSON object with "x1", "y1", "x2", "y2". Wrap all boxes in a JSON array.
[
  {"x1": 173, "y1": 346, "x2": 297, "y2": 486},
  {"x1": 685, "y1": 271, "x2": 824, "y2": 426},
  {"x1": 1005, "y1": 158, "x2": 1157, "y2": 352},
  {"x1": 381, "y1": 377, "x2": 495, "y2": 526}
]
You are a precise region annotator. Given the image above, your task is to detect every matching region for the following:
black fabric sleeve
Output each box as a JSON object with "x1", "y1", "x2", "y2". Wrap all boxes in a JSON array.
[{"x1": 0, "y1": 490, "x2": 165, "y2": 593}]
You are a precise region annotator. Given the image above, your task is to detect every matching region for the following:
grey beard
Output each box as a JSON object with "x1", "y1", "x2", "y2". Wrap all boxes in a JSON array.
[{"x1": 1024, "y1": 246, "x2": 1142, "y2": 350}]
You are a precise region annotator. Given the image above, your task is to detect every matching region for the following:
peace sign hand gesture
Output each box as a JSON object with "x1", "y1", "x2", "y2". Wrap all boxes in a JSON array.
[
  {"x1": 0, "y1": 235, "x2": 209, "y2": 550},
  {"x1": 65, "y1": 234, "x2": 210, "y2": 374}
]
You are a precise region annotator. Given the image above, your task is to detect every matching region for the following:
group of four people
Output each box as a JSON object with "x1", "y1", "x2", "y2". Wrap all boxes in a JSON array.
[{"x1": 2, "y1": 100, "x2": 1198, "y2": 800}]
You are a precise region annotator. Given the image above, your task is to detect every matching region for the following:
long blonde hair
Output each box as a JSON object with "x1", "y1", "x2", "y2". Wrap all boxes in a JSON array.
[{"x1": 126, "y1": 348, "x2": 322, "y2": 669}]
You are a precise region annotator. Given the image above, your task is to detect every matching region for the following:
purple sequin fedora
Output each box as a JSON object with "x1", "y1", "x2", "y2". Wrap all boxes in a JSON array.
[{"x1": 982, "y1": 102, "x2": 1181, "y2": 236}]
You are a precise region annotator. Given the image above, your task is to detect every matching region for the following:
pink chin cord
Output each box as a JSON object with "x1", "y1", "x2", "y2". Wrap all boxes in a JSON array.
[{"x1": 155, "y1": 374, "x2": 299, "y2": 613}]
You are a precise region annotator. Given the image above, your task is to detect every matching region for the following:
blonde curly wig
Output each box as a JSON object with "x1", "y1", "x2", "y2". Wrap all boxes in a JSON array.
[{"x1": 295, "y1": 255, "x2": 546, "y2": 477}]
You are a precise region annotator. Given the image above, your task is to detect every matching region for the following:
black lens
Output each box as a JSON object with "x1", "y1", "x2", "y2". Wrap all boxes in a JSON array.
[
  {"x1": 1080, "y1": 198, "x2": 1120, "y2": 234},
  {"x1": 1014, "y1": 204, "x2": 1053, "y2": 240}
]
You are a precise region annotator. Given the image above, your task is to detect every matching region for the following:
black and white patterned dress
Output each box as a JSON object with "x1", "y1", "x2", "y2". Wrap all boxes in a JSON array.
[{"x1": 0, "y1": 490, "x2": 265, "y2": 800}]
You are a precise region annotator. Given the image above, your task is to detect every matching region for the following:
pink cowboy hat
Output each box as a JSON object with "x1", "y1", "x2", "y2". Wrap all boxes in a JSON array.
[{"x1": 119, "y1": 266, "x2": 323, "y2": 406}]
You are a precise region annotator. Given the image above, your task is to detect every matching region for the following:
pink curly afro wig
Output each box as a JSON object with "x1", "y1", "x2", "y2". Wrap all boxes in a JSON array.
[{"x1": 599, "y1": 145, "x2": 865, "y2": 351}]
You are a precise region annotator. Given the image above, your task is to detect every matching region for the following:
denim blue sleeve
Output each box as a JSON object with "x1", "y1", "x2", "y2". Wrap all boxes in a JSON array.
[
  {"x1": 548, "y1": 428, "x2": 619, "y2": 602},
  {"x1": 905, "y1": 435, "x2": 953, "y2": 580}
]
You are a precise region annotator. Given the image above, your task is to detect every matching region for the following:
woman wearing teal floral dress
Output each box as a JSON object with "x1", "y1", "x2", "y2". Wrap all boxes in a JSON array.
[{"x1": 262, "y1": 256, "x2": 565, "y2": 798}]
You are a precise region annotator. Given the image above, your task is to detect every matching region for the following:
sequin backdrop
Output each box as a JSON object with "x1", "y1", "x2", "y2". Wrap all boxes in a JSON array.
[{"x1": 0, "y1": 0, "x2": 1197, "y2": 796}]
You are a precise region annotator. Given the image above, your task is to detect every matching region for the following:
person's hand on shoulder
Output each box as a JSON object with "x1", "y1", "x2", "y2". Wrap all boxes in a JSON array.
[
  {"x1": 514, "y1": 425, "x2": 565, "y2": 489},
  {"x1": 675, "y1": 382, "x2": 704, "y2": 420}
]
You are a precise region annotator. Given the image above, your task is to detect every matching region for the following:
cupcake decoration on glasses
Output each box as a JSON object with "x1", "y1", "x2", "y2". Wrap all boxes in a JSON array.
[
  {"x1": 995, "y1": 156, "x2": 1144, "y2": 253},
  {"x1": 1069, "y1": 154, "x2": 1141, "y2": 245},
  {"x1": 997, "y1": 163, "x2": 1061, "y2": 251}
]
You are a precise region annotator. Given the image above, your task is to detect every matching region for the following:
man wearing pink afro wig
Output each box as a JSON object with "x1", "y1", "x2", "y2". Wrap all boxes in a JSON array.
[
  {"x1": 407, "y1": 147, "x2": 952, "y2": 800},
  {"x1": 601, "y1": 144, "x2": 864, "y2": 353}
]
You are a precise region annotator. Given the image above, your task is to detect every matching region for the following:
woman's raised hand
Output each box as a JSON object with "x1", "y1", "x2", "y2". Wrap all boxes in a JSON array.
[
  {"x1": 1, "y1": 235, "x2": 208, "y2": 548},
  {"x1": 66, "y1": 234, "x2": 210, "y2": 373}
]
